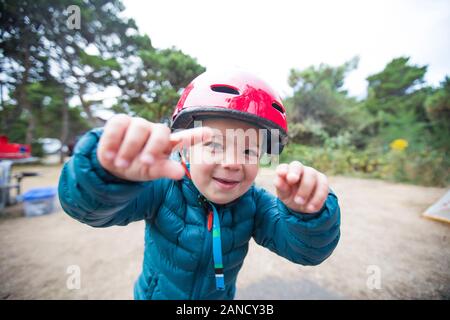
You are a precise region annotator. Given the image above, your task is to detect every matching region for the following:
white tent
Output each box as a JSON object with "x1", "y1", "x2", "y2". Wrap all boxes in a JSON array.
[{"x1": 423, "y1": 190, "x2": 450, "y2": 224}]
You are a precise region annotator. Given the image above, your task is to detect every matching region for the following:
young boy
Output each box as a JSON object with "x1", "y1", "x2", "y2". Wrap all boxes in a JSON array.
[{"x1": 58, "y1": 70, "x2": 341, "y2": 300}]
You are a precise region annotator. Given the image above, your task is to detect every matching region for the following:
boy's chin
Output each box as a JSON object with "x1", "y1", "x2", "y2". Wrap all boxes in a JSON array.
[{"x1": 205, "y1": 193, "x2": 240, "y2": 205}]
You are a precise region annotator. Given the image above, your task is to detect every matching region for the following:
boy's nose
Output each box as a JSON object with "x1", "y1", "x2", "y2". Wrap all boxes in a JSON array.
[
  {"x1": 221, "y1": 161, "x2": 241, "y2": 171},
  {"x1": 221, "y1": 148, "x2": 242, "y2": 170}
]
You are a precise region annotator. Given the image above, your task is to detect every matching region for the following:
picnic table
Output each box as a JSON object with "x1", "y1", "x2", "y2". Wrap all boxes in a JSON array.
[{"x1": 0, "y1": 158, "x2": 40, "y2": 212}]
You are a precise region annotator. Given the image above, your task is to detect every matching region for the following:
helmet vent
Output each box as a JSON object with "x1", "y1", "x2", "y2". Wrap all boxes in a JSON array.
[
  {"x1": 210, "y1": 84, "x2": 240, "y2": 95},
  {"x1": 272, "y1": 102, "x2": 285, "y2": 114}
]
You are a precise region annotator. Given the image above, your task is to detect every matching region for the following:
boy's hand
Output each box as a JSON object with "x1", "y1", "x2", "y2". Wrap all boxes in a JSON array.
[
  {"x1": 97, "y1": 114, "x2": 213, "y2": 182},
  {"x1": 274, "y1": 161, "x2": 329, "y2": 214}
]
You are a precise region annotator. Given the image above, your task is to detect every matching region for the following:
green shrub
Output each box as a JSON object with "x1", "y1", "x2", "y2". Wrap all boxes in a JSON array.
[{"x1": 278, "y1": 141, "x2": 449, "y2": 187}]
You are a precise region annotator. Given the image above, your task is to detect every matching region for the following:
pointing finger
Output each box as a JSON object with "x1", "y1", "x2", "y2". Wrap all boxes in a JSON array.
[{"x1": 170, "y1": 126, "x2": 214, "y2": 151}]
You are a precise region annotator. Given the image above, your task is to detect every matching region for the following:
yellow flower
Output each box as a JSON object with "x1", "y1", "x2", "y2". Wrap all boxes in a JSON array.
[{"x1": 390, "y1": 139, "x2": 409, "y2": 151}]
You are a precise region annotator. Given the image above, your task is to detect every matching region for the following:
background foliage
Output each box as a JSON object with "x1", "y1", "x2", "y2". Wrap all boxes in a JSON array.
[{"x1": 1, "y1": 1, "x2": 448, "y2": 186}]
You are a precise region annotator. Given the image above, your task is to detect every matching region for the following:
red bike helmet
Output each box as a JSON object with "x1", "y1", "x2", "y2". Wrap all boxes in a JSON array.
[{"x1": 171, "y1": 70, "x2": 288, "y2": 154}]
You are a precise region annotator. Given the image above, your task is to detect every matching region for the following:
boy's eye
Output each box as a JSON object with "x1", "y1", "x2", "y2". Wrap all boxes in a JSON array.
[
  {"x1": 244, "y1": 149, "x2": 258, "y2": 157},
  {"x1": 204, "y1": 142, "x2": 223, "y2": 152}
]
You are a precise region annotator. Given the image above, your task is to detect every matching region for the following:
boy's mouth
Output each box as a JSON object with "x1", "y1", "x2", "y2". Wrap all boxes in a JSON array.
[{"x1": 212, "y1": 177, "x2": 241, "y2": 190}]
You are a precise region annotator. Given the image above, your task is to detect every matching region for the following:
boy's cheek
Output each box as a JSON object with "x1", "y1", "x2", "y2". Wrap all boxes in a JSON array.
[{"x1": 246, "y1": 164, "x2": 259, "y2": 184}]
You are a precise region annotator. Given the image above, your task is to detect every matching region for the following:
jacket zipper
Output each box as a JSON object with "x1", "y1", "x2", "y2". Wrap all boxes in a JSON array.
[{"x1": 191, "y1": 209, "x2": 214, "y2": 299}]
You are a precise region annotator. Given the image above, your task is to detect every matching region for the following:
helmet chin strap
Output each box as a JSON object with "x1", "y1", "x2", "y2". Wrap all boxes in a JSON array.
[{"x1": 180, "y1": 155, "x2": 192, "y2": 180}]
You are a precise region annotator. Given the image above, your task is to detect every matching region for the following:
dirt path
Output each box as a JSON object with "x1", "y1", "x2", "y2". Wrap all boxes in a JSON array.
[{"x1": 0, "y1": 165, "x2": 448, "y2": 299}]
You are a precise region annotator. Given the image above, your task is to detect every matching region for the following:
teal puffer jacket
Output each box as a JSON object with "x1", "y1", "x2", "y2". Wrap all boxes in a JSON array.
[{"x1": 58, "y1": 128, "x2": 341, "y2": 300}]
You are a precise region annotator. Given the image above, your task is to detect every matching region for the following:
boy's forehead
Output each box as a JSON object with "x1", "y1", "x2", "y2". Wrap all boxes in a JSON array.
[
  {"x1": 201, "y1": 118, "x2": 259, "y2": 132},
  {"x1": 193, "y1": 118, "x2": 266, "y2": 148}
]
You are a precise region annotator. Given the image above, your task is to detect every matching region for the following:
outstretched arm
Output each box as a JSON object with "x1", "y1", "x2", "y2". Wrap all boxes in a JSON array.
[
  {"x1": 59, "y1": 114, "x2": 213, "y2": 228},
  {"x1": 58, "y1": 128, "x2": 169, "y2": 227},
  {"x1": 252, "y1": 162, "x2": 340, "y2": 265}
]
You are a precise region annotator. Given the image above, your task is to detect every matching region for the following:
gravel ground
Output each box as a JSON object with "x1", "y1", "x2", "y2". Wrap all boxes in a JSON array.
[{"x1": 0, "y1": 164, "x2": 449, "y2": 299}]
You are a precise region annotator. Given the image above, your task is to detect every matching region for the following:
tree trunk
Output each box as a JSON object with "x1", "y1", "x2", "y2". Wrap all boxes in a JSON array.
[
  {"x1": 59, "y1": 96, "x2": 69, "y2": 164},
  {"x1": 23, "y1": 100, "x2": 35, "y2": 145},
  {"x1": 79, "y1": 88, "x2": 96, "y2": 128},
  {"x1": 20, "y1": 46, "x2": 35, "y2": 145}
]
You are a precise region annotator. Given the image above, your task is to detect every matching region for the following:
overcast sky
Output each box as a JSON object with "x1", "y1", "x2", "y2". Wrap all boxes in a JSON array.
[{"x1": 121, "y1": 0, "x2": 450, "y2": 99}]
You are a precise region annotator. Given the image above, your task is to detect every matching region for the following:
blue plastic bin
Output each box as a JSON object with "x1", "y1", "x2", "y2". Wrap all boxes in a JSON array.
[{"x1": 21, "y1": 187, "x2": 57, "y2": 217}]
